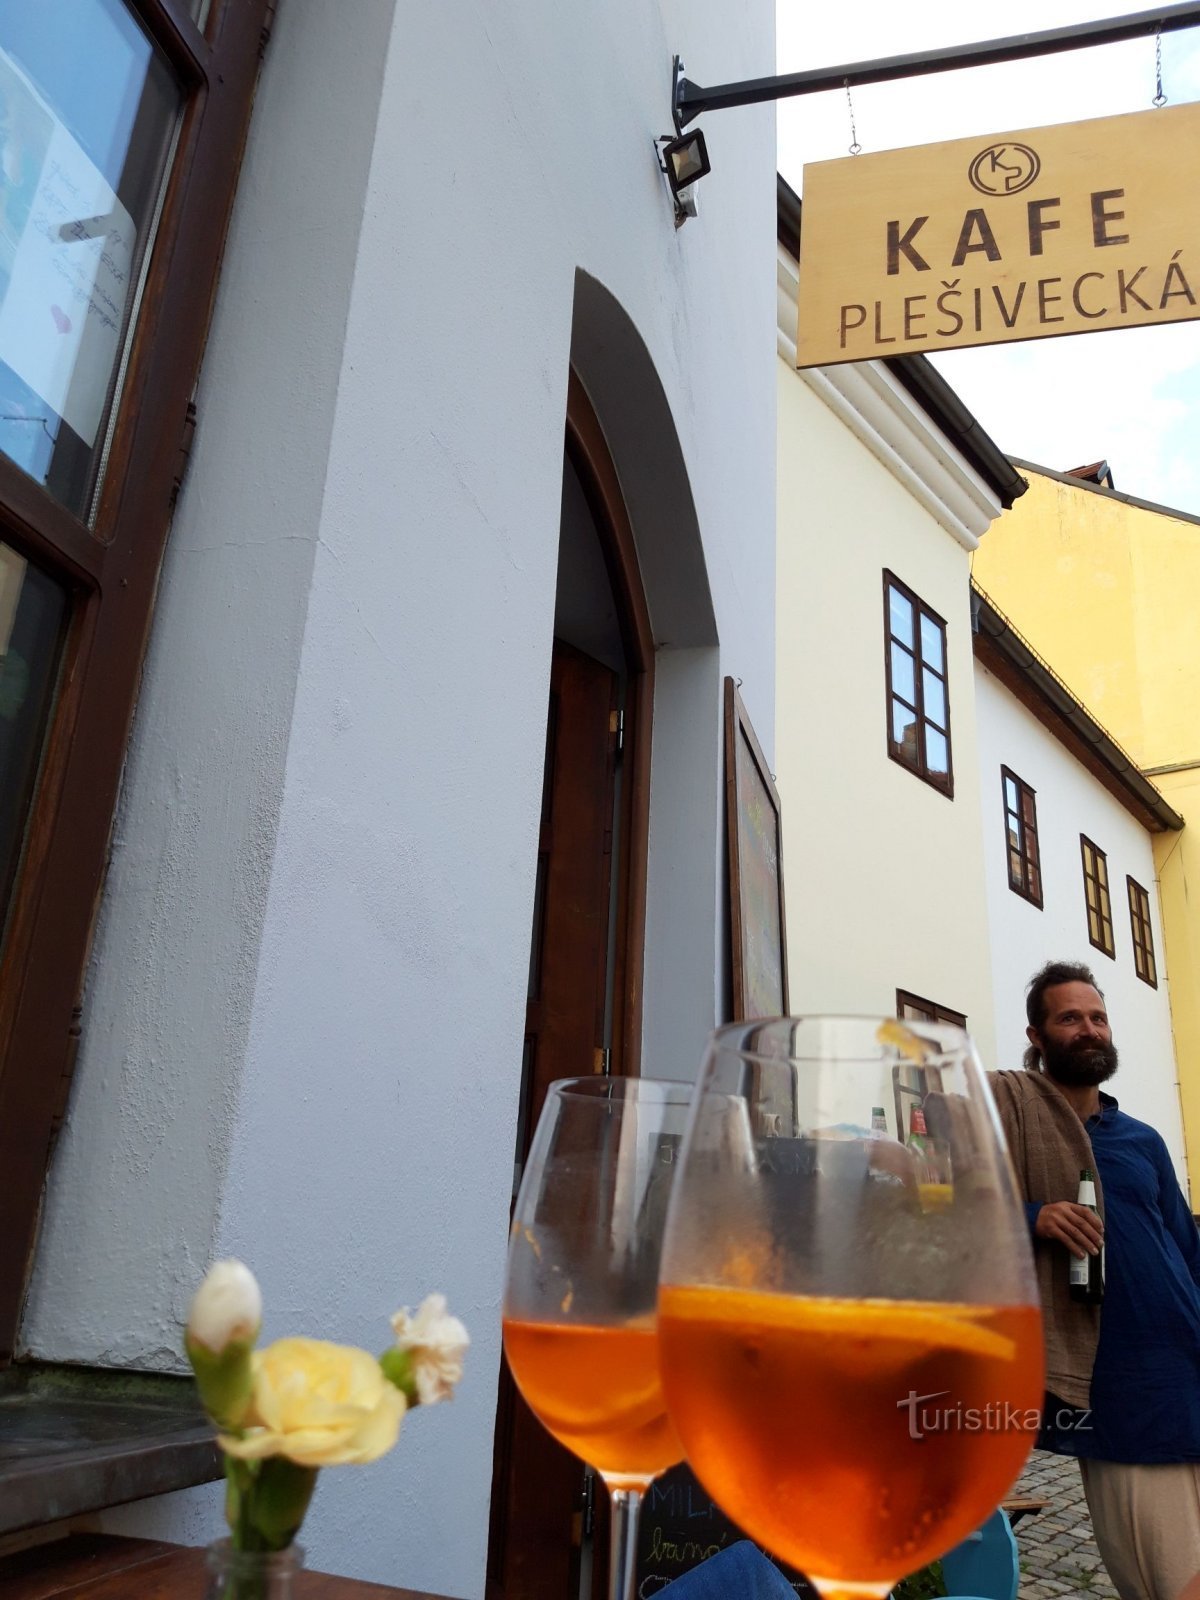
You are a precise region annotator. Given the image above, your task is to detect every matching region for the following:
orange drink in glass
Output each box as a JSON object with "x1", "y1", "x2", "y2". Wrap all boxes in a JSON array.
[
  {"x1": 502, "y1": 1078, "x2": 690, "y2": 1600},
  {"x1": 658, "y1": 1018, "x2": 1044, "y2": 1600}
]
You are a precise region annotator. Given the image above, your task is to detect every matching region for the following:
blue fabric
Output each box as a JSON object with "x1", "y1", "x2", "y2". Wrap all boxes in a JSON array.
[
  {"x1": 660, "y1": 1541, "x2": 798, "y2": 1599},
  {"x1": 1040, "y1": 1092, "x2": 1200, "y2": 1462},
  {"x1": 939, "y1": 1511, "x2": 1019, "y2": 1600}
]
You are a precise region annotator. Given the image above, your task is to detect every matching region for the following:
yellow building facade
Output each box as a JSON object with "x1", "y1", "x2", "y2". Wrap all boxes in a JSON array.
[{"x1": 972, "y1": 465, "x2": 1200, "y2": 1189}]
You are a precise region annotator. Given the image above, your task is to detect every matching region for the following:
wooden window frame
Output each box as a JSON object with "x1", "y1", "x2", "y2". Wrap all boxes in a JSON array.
[
  {"x1": 1001, "y1": 766, "x2": 1043, "y2": 908},
  {"x1": 896, "y1": 989, "x2": 967, "y2": 1029},
  {"x1": 893, "y1": 991, "x2": 966, "y2": 1137},
  {"x1": 1127, "y1": 875, "x2": 1158, "y2": 988},
  {"x1": 1080, "y1": 835, "x2": 1116, "y2": 959},
  {"x1": 0, "y1": 0, "x2": 275, "y2": 1364},
  {"x1": 882, "y1": 570, "x2": 954, "y2": 799}
]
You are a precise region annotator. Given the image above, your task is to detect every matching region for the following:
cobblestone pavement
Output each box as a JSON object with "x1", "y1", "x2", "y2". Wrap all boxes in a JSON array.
[{"x1": 1011, "y1": 1452, "x2": 1119, "y2": 1599}]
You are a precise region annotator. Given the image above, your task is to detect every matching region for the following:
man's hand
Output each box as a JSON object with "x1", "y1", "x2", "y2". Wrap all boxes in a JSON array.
[{"x1": 1035, "y1": 1201, "x2": 1104, "y2": 1259}]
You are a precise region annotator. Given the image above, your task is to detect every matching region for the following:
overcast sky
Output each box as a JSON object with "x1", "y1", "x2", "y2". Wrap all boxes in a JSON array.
[{"x1": 776, "y1": 3, "x2": 1200, "y2": 516}]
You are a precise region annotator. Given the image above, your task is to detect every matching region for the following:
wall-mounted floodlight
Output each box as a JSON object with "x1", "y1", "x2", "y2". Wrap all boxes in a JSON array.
[{"x1": 656, "y1": 116, "x2": 710, "y2": 228}]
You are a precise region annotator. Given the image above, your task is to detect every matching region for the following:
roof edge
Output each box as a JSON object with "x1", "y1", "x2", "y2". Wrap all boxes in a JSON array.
[
  {"x1": 1011, "y1": 457, "x2": 1200, "y2": 530},
  {"x1": 971, "y1": 581, "x2": 1184, "y2": 833}
]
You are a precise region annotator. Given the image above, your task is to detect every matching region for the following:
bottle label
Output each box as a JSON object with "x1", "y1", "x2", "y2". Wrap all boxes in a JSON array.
[
  {"x1": 1078, "y1": 1180, "x2": 1097, "y2": 1206},
  {"x1": 1070, "y1": 1253, "x2": 1089, "y2": 1287}
]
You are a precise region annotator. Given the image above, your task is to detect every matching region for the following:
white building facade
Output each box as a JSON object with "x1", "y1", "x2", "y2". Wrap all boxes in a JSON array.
[
  {"x1": 974, "y1": 597, "x2": 1187, "y2": 1184},
  {"x1": 4, "y1": 2, "x2": 777, "y2": 1594},
  {"x1": 774, "y1": 183, "x2": 1023, "y2": 1074}
]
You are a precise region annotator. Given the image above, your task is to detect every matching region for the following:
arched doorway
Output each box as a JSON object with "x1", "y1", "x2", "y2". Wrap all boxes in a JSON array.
[{"x1": 486, "y1": 371, "x2": 653, "y2": 1600}]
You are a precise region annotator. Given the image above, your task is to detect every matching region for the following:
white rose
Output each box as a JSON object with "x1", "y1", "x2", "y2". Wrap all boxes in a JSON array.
[
  {"x1": 187, "y1": 1259, "x2": 263, "y2": 1354},
  {"x1": 389, "y1": 1294, "x2": 469, "y2": 1405}
]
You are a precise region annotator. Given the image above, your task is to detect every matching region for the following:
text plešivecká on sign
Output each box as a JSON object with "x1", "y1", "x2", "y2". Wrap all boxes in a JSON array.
[{"x1": 795, "y1": 101, "x2": 1200, "y2": 368}]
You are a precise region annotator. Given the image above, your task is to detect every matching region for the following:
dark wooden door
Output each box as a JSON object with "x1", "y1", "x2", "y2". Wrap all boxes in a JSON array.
[{"x1": 487, "y1": 640, "x2": 620, "y2": 1600}]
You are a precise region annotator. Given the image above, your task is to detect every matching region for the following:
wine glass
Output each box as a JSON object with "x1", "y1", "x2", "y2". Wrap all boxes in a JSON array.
[
  {"x1": 657, "y1": 1017, "x2": 1043, "y2": 1600},
  {"x1": 502, "y1": 1076, "x2": 690, "y2": 1600}
]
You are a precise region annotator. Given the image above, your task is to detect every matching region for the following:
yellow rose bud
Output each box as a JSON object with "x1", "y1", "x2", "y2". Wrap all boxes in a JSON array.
[
  {"x1": 186, "y1": 1260, "x2": 262, "y2": 1429},
  {"x1": 188, "y1": 1260, "x2": 262, "y2": 1353},
  {"x1": 220, "y1": 1338, "x2": 406, "y2": 1468}
]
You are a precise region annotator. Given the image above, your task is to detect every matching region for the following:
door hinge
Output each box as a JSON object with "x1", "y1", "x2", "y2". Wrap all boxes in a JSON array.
[
  {"x1": 171, "y1": 400, "x2": 198, "y2": 506},
  {"x1": 260, "y1": 0, "x2": 279, "y2": 57},
  {"x1": 582, "y1": 1468, "x2": 597, "y2": 1538},
  {"x1": 50, "y1": 1000, "x2": 84, "y2": 1140},
  {"x1": 594, "y1": 1047, "x2": 612, "y2": 1077},
  {"x1": 609, "y1": 708, "x2": 624, "y2": 754}
]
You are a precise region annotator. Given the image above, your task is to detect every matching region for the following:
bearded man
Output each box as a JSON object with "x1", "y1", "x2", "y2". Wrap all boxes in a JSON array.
[{"x1": 991, "y1": 960, "x2": 1200, "y2": 1600}]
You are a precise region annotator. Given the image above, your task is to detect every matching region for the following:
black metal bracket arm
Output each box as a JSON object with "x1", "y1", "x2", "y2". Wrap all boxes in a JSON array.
[{"x1": 673, "y1": 2, "x2": 1200, "y2": 129}]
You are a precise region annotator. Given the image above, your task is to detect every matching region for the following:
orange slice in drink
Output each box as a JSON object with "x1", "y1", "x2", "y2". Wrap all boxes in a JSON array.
[{"x1": 660, "y1": 1286, "x2": 1016, "y2": 1378}]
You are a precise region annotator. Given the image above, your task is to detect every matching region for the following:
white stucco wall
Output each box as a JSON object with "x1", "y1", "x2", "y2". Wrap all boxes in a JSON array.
[
  {"x1": 20, "y1": 1, "x2": 777, "y2": 1593},
  {"x1": 775, "y1": 355, "x2": 999, "y2": 1068},
  {"x1": 975, "y1": 665, "x2": 1186, "y2": 1186}
]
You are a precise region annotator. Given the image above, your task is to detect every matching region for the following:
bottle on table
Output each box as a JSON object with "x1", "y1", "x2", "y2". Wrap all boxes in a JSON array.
[
  {"x1": 907, "y1": 1103, "x2": 931, "y2": 1159},
  {"x1": 1069, "y1": 1167, "x2": 1104, "y2": 1304}
]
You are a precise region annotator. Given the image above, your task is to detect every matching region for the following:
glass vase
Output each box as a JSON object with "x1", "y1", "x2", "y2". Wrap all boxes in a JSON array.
[{"x1": 204, "y1": 1540, "x2": 304, "y2": 1600}]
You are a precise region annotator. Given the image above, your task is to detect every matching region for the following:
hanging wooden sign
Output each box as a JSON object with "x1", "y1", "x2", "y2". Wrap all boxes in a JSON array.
[{"x1": 795, "y1": 101, "x2": 1200, "y2": 368}]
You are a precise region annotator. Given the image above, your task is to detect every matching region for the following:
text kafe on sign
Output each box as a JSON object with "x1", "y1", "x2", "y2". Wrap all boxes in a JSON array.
[{"x1": 795, "y1": 101, "x2": 1200, "y2": 367}]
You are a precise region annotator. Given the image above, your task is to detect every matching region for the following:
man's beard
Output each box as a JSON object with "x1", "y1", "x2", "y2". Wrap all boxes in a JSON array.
[{"x1": 1040, "y1": 1034, "x2": 1120, "y2": 1087}]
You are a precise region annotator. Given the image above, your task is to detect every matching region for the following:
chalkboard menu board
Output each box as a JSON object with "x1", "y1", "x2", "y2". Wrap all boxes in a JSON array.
[{"x1": 635, "y1": 1463, "x2": 817, "y2": 1598}]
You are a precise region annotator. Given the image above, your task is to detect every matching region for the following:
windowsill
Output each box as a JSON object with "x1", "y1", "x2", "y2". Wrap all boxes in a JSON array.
[{"x1": 0, "y1": 1361, "x2": 220, "y2": 1537}]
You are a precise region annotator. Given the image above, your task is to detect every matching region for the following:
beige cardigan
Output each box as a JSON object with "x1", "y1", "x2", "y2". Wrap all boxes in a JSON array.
[{"x1": 989, "y1": 1068, "x2": 1103, "y2": 1410}]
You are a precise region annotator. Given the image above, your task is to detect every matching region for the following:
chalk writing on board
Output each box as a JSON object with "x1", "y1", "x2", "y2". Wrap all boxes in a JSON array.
[{"x1": 635, "y1": 1463, "x2": 816, "y2": 1598}]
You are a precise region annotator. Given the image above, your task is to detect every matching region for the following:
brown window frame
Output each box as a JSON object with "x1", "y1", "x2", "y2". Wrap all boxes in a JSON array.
[
  {"x1": 883, "y1": 571, "x2": 954, "y2": 798},
  {"x1": 1001, "y1": 766, "x2": 1043, "y2": 908},
  {"x1": 1127, "y1": 875, "x2": 1158, "y2": 988},
  {"x1": 896, "y1": 989, "x2": 967, "y2": 1029},
  {"x1": 1080, "y1": 835, "x2": 1116, "y2": 959},
  {"x1": 0, "y1": 0, "x2": 275, "y2": 1364},
  {"x1": 893, "y1": 991, "x2": 966, "y2": 1137}
]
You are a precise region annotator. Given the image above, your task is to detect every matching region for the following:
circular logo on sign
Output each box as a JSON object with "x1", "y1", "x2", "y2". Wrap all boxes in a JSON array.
[{"x1": 968, "y1": 142, "x2": 1041, "y2": 196}]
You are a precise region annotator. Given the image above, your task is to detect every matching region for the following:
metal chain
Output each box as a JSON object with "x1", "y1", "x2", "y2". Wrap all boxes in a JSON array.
[
  {"x1": 844, "y1": 79, "x2": 862, "y2": 155},
  {"x1": 1153, "y1": 26, "x2": 1168, "y2": 107}
]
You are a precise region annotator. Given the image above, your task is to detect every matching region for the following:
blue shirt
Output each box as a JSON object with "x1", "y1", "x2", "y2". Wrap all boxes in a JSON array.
[{"x1": 1036, "y1": 1091, "x2": 1200, "y2": 1463}]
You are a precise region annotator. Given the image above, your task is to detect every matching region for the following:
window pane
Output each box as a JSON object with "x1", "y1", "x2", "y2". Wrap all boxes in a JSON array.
[
  {"x1": 1085, "y1": 877, "x2": 1098, "y2": 910},
  {"x1": 1096, "y1": 853, "x2": 1109, "y2": 887},
  {"x1": 1028, "y1": 864, "x2": 1041, "y2": 901},
  {"x1": 0, "y1": 541, "x2": 67, "y2": 944},
  {"x1": 891, "y1": 700, "x2": 918, "y2": 762},
  {"x1": 1088, "y1": 907, "x2": 1100, "y2": 942},
  {"x1": 1007, "y1": 822, "x2": 1022, "y2": 855},
  {"x1": 0, "y1": 2, "x2": 182, "y2": 521},
  {"x1": 887, "y1": 584, "x2": 914, "y2": 646},
  {"x1": 890, "y1": 641, "x2": 915, "y2": 704},
  {"x1": 1021, "y1": 789, "x2": 1037, "y2": 828},
  {"x1": 919, "y1": 613, "x2": 944, "y2": 671},
  {"x1": 922, "y1": 668, "x2": 947, "y2": 729},
  {"x1": 1004, "y1": 776, "x2": 1018, "y2": 810},
  {"x1": 1082, "y1": 841, "x2": 1095, "y2": 872},
  {"x1": 1009, "y1": 847, "x2": 1024, "y2": 885},
  {"x1": 925, "y1": 726, "x2": 949, "y2": 776}
]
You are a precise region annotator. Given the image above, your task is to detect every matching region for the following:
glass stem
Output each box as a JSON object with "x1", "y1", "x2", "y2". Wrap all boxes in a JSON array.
[{"x1": 607, "y1": 1487, "x2": 643, "y2": 1600}]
